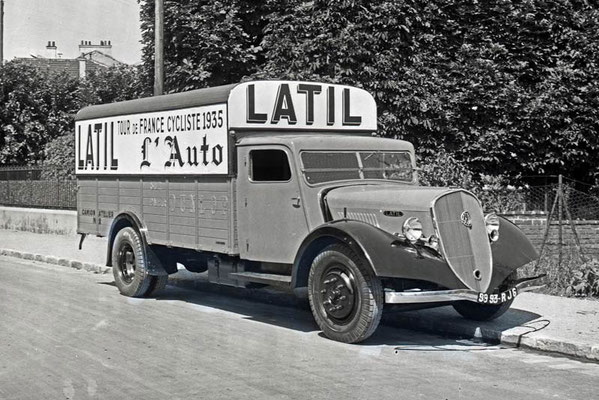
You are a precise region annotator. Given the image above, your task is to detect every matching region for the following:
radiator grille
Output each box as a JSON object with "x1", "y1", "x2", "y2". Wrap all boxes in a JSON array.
[{"x1": 433, "y1": 191, "x2": 492, "y2": 292}]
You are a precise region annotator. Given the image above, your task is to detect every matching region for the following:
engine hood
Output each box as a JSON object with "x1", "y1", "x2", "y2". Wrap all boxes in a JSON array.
[
  {"x1": 325, "y1": 184, "x2": 454, "y2": 213},
  {"x1": 324, "y1": 184, "x2": 456, "y2": 236}
]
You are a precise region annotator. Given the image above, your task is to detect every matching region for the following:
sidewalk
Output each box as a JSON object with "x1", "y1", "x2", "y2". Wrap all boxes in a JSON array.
[{"x1": 1, "y1": 229, "x2": 598, "y2": 361}]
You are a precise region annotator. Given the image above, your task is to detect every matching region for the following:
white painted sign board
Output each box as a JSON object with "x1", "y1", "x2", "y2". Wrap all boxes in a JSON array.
[
  {"x1": 228, "y1": 81, "x2": 377, "y2": 131},
  {"x1": 75, "y1": 81, "x2": 377, "y2": 176},
  {"x1": 75, "y1": 104, "x2": 228, "y2": 175}
]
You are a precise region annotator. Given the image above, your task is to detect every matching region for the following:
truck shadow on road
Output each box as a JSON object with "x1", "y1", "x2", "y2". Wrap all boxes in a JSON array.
[{"x1": 106, "y1": 278, "x2": 545, "y2": 348}]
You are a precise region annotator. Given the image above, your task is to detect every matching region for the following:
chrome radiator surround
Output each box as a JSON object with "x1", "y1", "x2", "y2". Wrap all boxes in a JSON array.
[{"x1": 430, "y1": 189, "x2": 493, "y2": 293}]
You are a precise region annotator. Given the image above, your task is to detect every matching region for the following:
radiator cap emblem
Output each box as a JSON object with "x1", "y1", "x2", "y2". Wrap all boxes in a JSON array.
[{"x1": 460, "y1": 211, "x2": 472, "y2": 228}]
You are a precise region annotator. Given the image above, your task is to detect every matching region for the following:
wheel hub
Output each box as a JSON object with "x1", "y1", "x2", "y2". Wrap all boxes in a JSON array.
[
  {"x1": 320, "y1": 269, "x2": 355, "y2": 320},
  {"x1": 118, "y1": 244, "x2": 136, "y2": 284}
]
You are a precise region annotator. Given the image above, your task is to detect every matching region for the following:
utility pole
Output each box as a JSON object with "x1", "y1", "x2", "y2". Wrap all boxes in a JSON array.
[
  {"x1": 0, "y1": 0, "x2": 5, "y2": 64},
  {"x1": 153, "y1": 0, "x2": 164, "y2": 96}
]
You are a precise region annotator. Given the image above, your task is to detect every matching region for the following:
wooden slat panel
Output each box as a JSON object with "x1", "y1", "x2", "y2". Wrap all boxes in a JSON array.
[
  {"x1": 77, "y1": 180, "x2": 98, "y2": 188},
  {"x1": 118, "y1": 181, "x2": 142, "y2": 189},
  {"x1": 98, "y1": 195, "x2": 121, "y2": 203},
  {"x1": 142, "y1": 205, "x2": 168, "y2": 215},
  {"x1": 144, "y1": 214, "x2": 167, "y2": 224},
  {"x1": 98, "y1": 187, "x2": 118, "y2": 195},
  {"x1": 119, "y1": 196, "x2": 142, "y2": 205},
  {"x1": 146, "y1": 222, "x2": 168, "y2": 233},
  {"x1": 170, "y1": 224, "x2": 196, "y2": 236},
  {"x1": 198, "y1": 227, "x2": 228, "y2": 240},
  {"x1": 78, "y1": 194, "x2": 97, "y2": 202},
  {"x1": 198, "y1": 218, "x2": 229, "y2": 230},
  {"x1": 169, "y1": 233, "x2": 195, "y2": 247},
  {"x1": 169, "y1": 215, "x2": 196, "y2": 227}
]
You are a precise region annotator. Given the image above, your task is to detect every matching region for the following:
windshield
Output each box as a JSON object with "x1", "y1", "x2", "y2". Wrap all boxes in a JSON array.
[{"x1": 300, "y1": 151, "x2": 413, "y2": 184}]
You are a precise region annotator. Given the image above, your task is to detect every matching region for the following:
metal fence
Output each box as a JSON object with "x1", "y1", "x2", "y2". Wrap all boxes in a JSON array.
[
  {"x1": 0, "y1": 166, "x2": 77, "y2": 210},
  {"x1": 478, "y1": 176, "x2": 599, "y2": 220}
]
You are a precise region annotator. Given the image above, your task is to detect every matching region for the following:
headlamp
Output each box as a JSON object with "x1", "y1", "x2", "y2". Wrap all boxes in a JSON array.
[
  {"x1": 484, "y1": 213, "x2": 500, "y2": 242},
  {"x1": 402, "y1": 217, "x2": 423, "y2": 242}
]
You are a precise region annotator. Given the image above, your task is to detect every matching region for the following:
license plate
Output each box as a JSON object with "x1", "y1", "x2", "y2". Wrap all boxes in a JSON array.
[{"x1": 477, "y1": 287, "x2": 518, "y2": 304}]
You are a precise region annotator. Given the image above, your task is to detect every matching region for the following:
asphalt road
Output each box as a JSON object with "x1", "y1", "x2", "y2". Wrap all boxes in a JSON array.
[{"x1": 1, "y1": 256, "x2": 598, "y2": 400}]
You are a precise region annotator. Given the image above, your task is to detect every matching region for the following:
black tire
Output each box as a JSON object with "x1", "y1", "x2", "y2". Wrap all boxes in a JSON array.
[
  {"x1": 111, "y1": 227, "x2": 154, "y2": 297},
  {"x1": 147, "y1": 275, "x2": 168, "y2": 297},
  {"x1": 308, "y1": 244, "x2": 383, "y2": 343},
  {"x1": 452, "y1": 298, "x2": 514, "y2": 321},
  {"x1": 452, "y1": 273, "x2": 517, "y2": 321}
]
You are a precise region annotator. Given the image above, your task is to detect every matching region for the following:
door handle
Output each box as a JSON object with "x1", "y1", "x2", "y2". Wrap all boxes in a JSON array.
[{"x1": 291, "y1": 197, "x2": 301, "y2": 208}]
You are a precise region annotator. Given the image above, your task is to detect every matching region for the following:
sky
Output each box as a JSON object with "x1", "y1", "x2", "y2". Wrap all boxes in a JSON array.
[{"x1": 3, "y1": 0, "x2": 143, "y2": 64}]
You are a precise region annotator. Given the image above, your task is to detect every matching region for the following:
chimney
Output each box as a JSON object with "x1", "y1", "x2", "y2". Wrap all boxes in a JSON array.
[
  {"x1": 45, "y1": 41, "x2": 57, "y2": 59},
  {"x1": 78, "y1": 40, "x2": 112, "y2": 56}
]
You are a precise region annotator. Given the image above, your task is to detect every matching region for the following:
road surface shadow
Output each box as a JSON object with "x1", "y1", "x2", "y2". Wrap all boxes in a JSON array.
[
  {"x1": 153, "y1": 284, "x2": 507, "y2": 349},
  {"x1": 98, "y1": 276, "x2": 545, "y2": 348},
  {"x1": 153, "y1": 284, "x2": 318, "y2": 333}
]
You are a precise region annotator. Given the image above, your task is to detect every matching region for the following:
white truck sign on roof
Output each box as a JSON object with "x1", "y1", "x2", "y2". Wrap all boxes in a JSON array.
[{"x1": 228, "y1": 81, "x2": 377, "y2": 131}]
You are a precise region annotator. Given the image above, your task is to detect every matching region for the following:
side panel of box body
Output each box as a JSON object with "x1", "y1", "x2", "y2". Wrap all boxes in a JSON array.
[{"x1": 77, "y1": 176, "x2": 237, "y2": 255}]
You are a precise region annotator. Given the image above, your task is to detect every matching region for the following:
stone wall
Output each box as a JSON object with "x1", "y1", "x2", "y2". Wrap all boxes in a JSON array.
[
  {"x1": 502, "y1": 212, "x2": 599, "y2": 259},
  {"x1": 0, "y1": 206, "x2": 77, "y2": 235}
]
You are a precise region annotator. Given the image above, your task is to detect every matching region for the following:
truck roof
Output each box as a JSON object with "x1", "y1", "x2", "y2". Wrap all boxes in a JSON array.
[
  {"x1": 76, "y1": 84, "x2": 238, "y2": 121},
  {"x1": 236, "y1": 134, "x2": 414, "y2": 153}
]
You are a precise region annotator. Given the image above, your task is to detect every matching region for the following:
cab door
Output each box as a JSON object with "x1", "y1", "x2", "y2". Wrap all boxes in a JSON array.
[{"x1": 237, "y1": 145, "x2": 309, "y2": 263}]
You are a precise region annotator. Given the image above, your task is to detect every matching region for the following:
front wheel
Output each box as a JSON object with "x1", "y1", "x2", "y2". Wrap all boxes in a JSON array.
[
  {"x1": 308, "y1": 244, "x2": 383, "y2": 343},
  {"x1": 452, "y1": 298, "x2": 514, "y2": 321}
]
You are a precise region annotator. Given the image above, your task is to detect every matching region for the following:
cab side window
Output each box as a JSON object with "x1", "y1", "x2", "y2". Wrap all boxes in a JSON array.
[{"x1": 249, "y1": 149, "x2": 291, "y2": 182}]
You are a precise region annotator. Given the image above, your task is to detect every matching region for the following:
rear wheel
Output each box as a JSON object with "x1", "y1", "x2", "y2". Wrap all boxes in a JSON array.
[
  {"x1": 147, "y1": 275, "x2": 168, "y2": 297},
  {"x1": 112, "y1": 227, "x2": 154, "y2": 297},
  {"x1": 308, "y1": 244, "x2": 383, "y2": 343}
]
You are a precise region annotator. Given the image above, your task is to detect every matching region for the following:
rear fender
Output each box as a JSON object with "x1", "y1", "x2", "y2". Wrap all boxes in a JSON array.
[
  {"x1": 291, "y1": 220, "x2": 466, "y2": 292},
  {"x1": 106, "y1": 212, "x2": 171, "y2": 276}
]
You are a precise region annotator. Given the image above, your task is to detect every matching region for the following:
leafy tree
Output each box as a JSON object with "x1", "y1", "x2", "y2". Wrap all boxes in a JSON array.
[
  {"x1": 138, "y1": 0, "x2": 264, "y2": 92},
  {"x1": 42, "y1": 65, "x2": 145, "y2": 177},
  {"x1": 0, "y1": 61, "x2": 80, "y2": 165},
  {"x1": 42, "y1": 134, "x2": 75, "y2": 180},
  {"x1": 78, "y1": 65, "x2": 146, "y2": 105},
  {"x1": 0, "y1": 61, "x2": 144, "y2": 175}
]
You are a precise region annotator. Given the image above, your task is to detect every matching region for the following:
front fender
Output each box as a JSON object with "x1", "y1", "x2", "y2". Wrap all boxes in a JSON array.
[
  {"x1": 488, "y1": 216, "x2": 539, "y2": 289},
  {"x1": 292, "y1": 220, "x2": 467, "y2": 290}
]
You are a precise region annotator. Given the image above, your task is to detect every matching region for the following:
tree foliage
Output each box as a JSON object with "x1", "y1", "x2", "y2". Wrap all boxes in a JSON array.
[
  {"x1": 138, "y1": 0, "x2": 599, "y2": 187},
  {"x1": 0, "y1": 61, "x2": 80, "y2": 165},
  {"x1": 138, "y1": 0, "x2": 265, "y2": 92},
  {"x1": 0, "y1": 61, "x2": 144, "y2": 173}
]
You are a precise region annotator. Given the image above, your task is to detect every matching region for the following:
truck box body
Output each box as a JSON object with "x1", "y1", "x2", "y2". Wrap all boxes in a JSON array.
[{"x1": 77, "y1": 176, "x2": 235, "y2": 254}]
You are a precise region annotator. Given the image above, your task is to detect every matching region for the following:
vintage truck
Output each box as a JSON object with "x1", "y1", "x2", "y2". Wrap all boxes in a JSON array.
[{"x1": 75, "y1": 80, "x2": 541, "y2": 343}]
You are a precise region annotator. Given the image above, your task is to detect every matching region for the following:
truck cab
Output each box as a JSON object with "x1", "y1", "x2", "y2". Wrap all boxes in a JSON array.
[{"x1": 75, "y1": 80, "x2": 541, "y2": 343}]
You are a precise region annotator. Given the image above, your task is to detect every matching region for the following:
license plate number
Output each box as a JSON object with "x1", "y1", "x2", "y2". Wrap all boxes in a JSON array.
[{"x1": 477, "y1": 287, "x2": 518, "y2": 304}]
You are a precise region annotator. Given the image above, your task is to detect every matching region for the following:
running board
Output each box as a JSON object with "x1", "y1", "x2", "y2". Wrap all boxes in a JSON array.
[{"x1": 228, "y1": 272, "x2": 292, "y2": 288}]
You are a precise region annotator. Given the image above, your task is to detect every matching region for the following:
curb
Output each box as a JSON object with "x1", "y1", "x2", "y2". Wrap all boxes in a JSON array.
[
  {"x1": 1, "y1": 249, "x2": 596, "y2": 362},
  {"x1": 382, "y1": 310, "x2": 599, "y2": 362},
  {"x1": 0, "y1": 248, "x2": 111, "y2": 275}
]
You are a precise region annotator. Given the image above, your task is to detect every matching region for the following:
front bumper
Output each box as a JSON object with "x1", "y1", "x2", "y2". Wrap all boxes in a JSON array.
[{"x1": 384, "y1": 275, "x2": 545, "y2": 304}]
